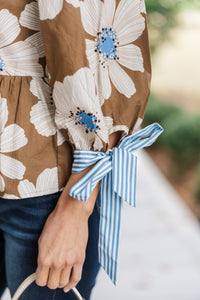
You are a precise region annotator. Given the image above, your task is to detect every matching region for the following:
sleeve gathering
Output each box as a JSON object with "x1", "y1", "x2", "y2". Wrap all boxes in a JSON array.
[{"x1": 38, "y1": 0, "x2": 152, "y2": 153}]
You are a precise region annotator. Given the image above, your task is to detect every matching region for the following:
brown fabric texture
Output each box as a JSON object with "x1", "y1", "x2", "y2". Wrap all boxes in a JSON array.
[{"x1": 0, "y1": 0, "x2": 151, "y2": 199}]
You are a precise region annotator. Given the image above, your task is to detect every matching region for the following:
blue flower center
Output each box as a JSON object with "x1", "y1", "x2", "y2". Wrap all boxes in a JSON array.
[
  {"x1": 95, "y1": 27, "x2": 119, "y2": 68},
  {"x1": 69, "y1": 108, "x2": 101, "y2": 133},
  {"x1": 0, "y1": 56, "x2": 5, "y2": 71}
]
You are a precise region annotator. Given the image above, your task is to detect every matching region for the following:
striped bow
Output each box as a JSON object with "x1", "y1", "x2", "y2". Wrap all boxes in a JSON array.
[{"x1": 68, "y1": 122, "x2": 164, "y2": 284}]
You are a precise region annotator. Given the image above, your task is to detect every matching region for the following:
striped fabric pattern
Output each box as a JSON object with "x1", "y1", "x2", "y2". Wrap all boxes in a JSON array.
[{"x1": 68, "y1": 122, "x2": 164, "y2": 284}]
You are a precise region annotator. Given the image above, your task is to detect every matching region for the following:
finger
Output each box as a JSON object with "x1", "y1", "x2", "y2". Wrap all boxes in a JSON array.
[
  {"x1": 59, "y1": 264, "x2": 72, "y2": 287},
  {"x1": 47, "y1": 266, "x2": 62, "y2": 289},
  {"x1": 63, "y1": 263, "x2": 82, "y2": 291},
  {"x1": 35, "y1": 265, "x2": 49, "y2": 287}
]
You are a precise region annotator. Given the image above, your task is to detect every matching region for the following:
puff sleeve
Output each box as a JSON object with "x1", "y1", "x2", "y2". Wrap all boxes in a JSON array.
[
  {"x1": 38, "y1": 0, "x2": 164, "y2": 285},
  {"x1": 38, "y1": 0, "x2": 155, "y2": 153}
]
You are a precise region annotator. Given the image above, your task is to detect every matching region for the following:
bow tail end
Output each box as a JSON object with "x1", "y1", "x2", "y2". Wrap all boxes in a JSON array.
[{"x1": 97, "y1": 176, "x2": 122, "y2": 285}]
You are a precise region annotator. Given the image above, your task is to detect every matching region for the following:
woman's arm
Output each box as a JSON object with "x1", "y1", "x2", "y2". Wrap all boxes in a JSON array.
[{"x1": 35, "y1": 130, "x2": 123, "y2": 292}]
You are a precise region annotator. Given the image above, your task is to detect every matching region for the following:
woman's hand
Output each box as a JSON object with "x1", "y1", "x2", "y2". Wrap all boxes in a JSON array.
[
  {"x1": 35, "y1": 164, "x2": 101, "y2": 292},
  {"x1": 36, "y1": 192, "x2": 89, "y2": 292}
]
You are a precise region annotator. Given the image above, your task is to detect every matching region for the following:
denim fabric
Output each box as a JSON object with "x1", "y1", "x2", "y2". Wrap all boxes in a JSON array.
[{"x1": 0, "y1": 190, "x2": 101, "y2": 300}]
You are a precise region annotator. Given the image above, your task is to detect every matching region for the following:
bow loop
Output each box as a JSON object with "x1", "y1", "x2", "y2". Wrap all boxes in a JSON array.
[{"x1": 119, "y1": 122, "x2": 163, "y2": 152}]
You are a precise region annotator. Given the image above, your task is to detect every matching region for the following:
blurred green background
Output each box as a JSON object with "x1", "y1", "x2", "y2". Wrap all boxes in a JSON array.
[
  {"x1": 146, "y1": 0, "x2": 200, "y2": 54},
  {"x1": 143, "y1": 0, "x2": 200, "y2": 218}
]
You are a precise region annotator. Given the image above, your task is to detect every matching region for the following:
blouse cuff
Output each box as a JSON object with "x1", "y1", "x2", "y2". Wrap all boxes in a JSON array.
[{"x1": 68, "y1": 122, "x2": 164, "y2": 284}]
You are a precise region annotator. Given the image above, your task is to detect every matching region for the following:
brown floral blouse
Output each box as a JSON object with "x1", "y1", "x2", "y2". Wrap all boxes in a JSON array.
[{"x1": 0, "y1": 0, "x2": 151, "y2": 199}]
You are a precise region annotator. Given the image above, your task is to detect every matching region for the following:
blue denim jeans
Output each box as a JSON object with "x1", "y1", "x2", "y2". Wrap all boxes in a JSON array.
[{"x1": 0, "y1": 190, "x2": 101, "y2": 300}]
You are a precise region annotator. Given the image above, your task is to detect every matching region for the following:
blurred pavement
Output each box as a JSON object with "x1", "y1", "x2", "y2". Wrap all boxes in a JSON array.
[
  {"x1": 3, "y1": 150, "x2": 200, "y2": 300},
  {"x1": 91, "y1": 150, "x2": 200, "y2": 300}
]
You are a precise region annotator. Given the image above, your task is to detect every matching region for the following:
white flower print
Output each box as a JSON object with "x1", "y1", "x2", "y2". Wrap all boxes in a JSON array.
[
  {"x1": 0, "y1": 10, "x2": 21, "y2": 48},
  {"x1": 0, "y1": 174, "x2": 5, "y2": 192},
  {"x1": 19, "y1": 1, "x2": 40, "y2": 31},
  {"x1": 18, "y1": 167, "x2": 59, "y2": 198},
  {"x1": 108, "y1": 124, "x2": 129, "y2": 136},
  {"x1": 19, "y1": 2, "x2": 45, "y2": 58},
  {"x1": 53, "y1": 67, "x2": 114, "y2": 150},
  {"x1": 38, "y1": 0, "x2": 80, "y2": 21},
  {"x1": 30, "y1": 77, "x2": 65, "y2": 146},
  {"x1": 80, "y1": 0, "x2": 145, "y2": 100},
  {"x1": 66, "y1": 0, "x2": 80, "y2": 8},
  {"x1": 108, "y1": 117, "x2": 143, "y2": 140},
  {"x1": 0, "y1": 9, "x2": 43, "y2": 76},
  {"x1": 132, "y1": 117, "x2": 143, "y2": 132},
  {"x1": 26, "y1": 32, "x2": 45, "y2": 58},
  {"x1": 57, "y1": 130, "x2": 66, "y2": 147},
  {"x1": 140, "y1": 0, "x2": 147, "y2": 14},
  {"x1": 2, "y1": 194, "x2": 19, "y2": 199},
  {"x1": 0, "y1": 96, "x2": 27, "y2": 192}
]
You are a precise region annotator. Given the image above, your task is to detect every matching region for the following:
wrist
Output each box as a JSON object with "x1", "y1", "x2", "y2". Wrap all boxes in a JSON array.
[
  {"x1": 56, "y1": 161, "x2": 102, "y2": 218},
  {"x1": 57, "y1": 194, "x2": 92, "y2": 219}
]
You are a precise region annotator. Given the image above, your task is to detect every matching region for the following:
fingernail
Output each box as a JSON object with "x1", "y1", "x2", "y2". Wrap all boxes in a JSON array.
[{"x1": 64, "y1": 289, "x2": 70, "y2": 293}]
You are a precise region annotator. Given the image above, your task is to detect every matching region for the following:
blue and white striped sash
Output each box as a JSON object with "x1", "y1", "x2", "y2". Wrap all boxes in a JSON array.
[{"x1": 68, "y1": 122, "x2": 164, "y2": 284}]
